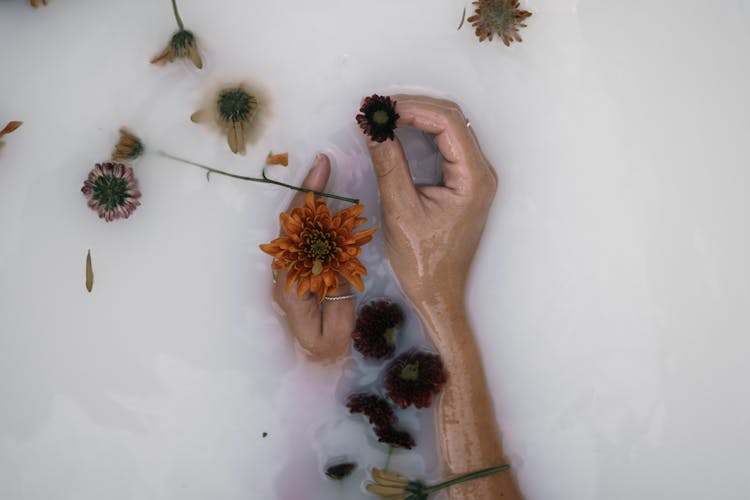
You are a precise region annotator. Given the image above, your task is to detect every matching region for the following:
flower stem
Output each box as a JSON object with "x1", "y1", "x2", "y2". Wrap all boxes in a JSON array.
[
  {"x1": 423, "y1": 465, "x2": 510, "y2": 494},
  {"x1": 171, "y1": 0, "x2": 184, "y2": 30},
  {"x1": 158, "y1": 151, "x2": 360, "y2": 204},
  {"x1": 384, "y1": 446, "x2": 394, "y2": 470}
]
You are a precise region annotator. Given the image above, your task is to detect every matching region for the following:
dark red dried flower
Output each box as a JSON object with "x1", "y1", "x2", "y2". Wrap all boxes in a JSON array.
[
  {"x1": 356, "y1": 94, "x2": 399, "y2": 143},
  {"x1": 467, "y1": 0, "x2": 532, "y2": 46},
  {"x1": 384, "y1": 350, "x2": 448, "y2": 409},
  {"x1": 374, "y1": 425, "x2": 415, "y2": 450},
  {"x1": 352, "y1": 299, "x2": 405, "y2": 359},
  {"x1": 325, "y1": 461, "x2": 357, "y2": 480},
  {"x1": 346, "y1": 393, "x2": 396, "y2": 430}
]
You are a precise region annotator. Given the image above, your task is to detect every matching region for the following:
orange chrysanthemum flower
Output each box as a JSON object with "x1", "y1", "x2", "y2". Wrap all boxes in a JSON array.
[{"x1": 259, "y1": 192, "x2": 376, "y2": 303}]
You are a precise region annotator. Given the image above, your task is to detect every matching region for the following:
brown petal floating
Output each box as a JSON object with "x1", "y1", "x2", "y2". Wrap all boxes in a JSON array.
[
  {"x1": 0, "y1": 121, "x2": 22, "y2": 138},
  {"x1": 111, "y1": 127, "x2": 144, "y2": 161},
  {"x1": 85, "y1": 249, "x2": 94, "y2": 292}
]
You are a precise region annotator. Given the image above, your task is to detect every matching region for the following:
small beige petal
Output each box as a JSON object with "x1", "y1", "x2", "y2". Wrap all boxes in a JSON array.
[
  {"x1": 371, "y1": 468, "x2": 410, "y2": 487},
  {"x1": 188, "y1": 45, "x2": 203, "y2": 69},
  {"x1": 190, "y1": 109, "x2": 208, "y2": 123},
  {"x1": 227, "y1": 121, "x2": 244, "y2": 155},
  {"x1": 85, "y1": 249, "x2": 94, "y2": 293},
  {"x1": 365, "y1": 483, "x2": 406, "y2": 499},
  {"x1": 150, "y1": 46, "x2": 172, "y2": 65},
  {"x1": 227, "y1": 124, "x2": 239, "y2": 154}
]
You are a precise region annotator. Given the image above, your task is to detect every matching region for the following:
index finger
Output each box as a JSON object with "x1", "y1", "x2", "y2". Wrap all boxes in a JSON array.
[{"x1": 391, "y1": 94, "x2": 483, "y2": 165}]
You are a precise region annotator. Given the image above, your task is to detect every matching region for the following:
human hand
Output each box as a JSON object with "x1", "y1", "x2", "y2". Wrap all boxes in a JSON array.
[
  {"x1": 269, "y1": 154, "x2": 355, "y2": 363},
  {"x1": 364, "y1": 95, "x2": 498, "y2": 319}
]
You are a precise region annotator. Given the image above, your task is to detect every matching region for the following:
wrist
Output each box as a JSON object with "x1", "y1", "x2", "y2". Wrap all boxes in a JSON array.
[{"x1": 413, "y1": 294, "x2": 473, "y2": 355}]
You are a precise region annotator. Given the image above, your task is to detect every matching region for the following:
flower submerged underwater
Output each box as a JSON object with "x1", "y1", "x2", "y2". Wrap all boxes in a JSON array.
[
  {"x1": 384, "y1": 350, "x2": 447, "y2": 409},
  {"x1": 467, "y1": 0, "x2": 532, "y2": 46},
  {"x1": 81, "y1": 162, "x2": 141, "y2": 222},
  {"x1": 259, "y1": 192, "x2": 376, "y2": 302},
  {"x1": 352, "y1": 299, "x2": 405, "y2": 359}
]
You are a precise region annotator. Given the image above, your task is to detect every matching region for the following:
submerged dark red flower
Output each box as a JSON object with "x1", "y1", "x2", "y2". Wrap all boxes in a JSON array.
[
  {"x1": 356, "y1": 94, "x2": 399, "y2": 143},
  {"x1": 346, "y1": 393, "x2": 396, "y2": 430},
  {"x1": 352, "y1": 299, "x2": 404, "y2": 360},
  {"x1": 384, "y1": 350, "x2": 448, "y2": 409},
  {"x1": 467, "y1": 0, "x2": 532, "y2": 46},
  {"x1": 374, "y1": 425, "x2": 415, "y2": 450},
  {"x1": 325, "y1": 461, "x2": 357, "y2": 480}
]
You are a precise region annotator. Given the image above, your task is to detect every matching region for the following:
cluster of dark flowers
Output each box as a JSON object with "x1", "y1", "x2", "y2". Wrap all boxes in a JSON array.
[
  {"x1": 347, "y1": 393, "x2": 414, "y2": 450},
  {"x1": 325, "y1": 298, "x2": 448, "y2": 482}
]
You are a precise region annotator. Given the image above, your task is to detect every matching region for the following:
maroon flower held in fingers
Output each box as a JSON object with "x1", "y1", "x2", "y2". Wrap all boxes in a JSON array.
[
  {"x1": 352, "y1": 299, "x2": 405, "y2": 360},
  {"x1": 356, "y1": 94, "x2": 399, "y2": 143},
  {"x1": 81, "y1": 162, "x2": 141, "y2": 222},
  {"x1": 384, "y1": 349, "x2": 448, "y2": 409},
  {"x1": 346, "y1": 393, "x2": 397, "y2": 430}
]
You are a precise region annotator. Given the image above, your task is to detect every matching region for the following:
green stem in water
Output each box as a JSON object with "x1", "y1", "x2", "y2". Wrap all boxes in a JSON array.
[
  {"x1": 423, "y1": 464, "x2": 510, "y2": 495},
  {"x1": 158, "y1": 151, "x2": 360, "y2": 205},
  {"x1": 171, "y1": 0, "x2": 184, "y2": 30},
  {"x1": 383, "y1": 446, "x2": 394, "y2": 470}
]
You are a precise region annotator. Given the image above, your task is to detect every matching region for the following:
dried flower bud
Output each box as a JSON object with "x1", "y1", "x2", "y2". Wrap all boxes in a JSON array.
[{"x1": 111, "y1": 128, "x2": 144, "y2": 161}]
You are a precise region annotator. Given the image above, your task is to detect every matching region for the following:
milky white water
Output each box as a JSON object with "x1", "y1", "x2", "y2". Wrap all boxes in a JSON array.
[{"x1": 1, "y1": 1, "x2": 750, "y2": 499}]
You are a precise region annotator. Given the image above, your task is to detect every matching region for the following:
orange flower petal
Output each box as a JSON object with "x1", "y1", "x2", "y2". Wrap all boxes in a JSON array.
[
  {"x1": 266, "y1": 152, "x2": 289, "y2": 166},
  {"x1": 0, "y1": 121, "x2": 22, "y2": 137}
]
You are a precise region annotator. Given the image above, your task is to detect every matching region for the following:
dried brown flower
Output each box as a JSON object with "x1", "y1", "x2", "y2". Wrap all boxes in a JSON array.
[
  {"x1": 467, "y1": 0, "x2": 532, "y2": 46},
  {"x1": 151, "y1": 29, "x2": 203, "y2": 69},
  {"x1": 191, "y1": 85, "x2": 267, "y2": 155},
  {"x1": 29, "y1": 0, "x2": 48, "y2": 7},
  {"x1": 111, "y1": 127, "x2": 144, "y2": 161}
]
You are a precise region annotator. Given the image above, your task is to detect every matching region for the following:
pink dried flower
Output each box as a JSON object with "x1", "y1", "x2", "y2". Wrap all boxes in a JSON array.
[{"x1": 81, "y1": 162, "x2": 141, "y2": 222}]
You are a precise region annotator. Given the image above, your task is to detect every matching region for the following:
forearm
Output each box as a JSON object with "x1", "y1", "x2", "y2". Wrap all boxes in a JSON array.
[{"x1": 417, "y1": 300, "x2": 522, "y2": 500}]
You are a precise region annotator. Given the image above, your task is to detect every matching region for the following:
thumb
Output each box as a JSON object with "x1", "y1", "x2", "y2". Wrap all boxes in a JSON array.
[
  {"x1": 367, "y1": 136, "x2": 419, "y2": 213},
  {"x1": 288, "y1": 153, "x2": 331, "y2": 210}
]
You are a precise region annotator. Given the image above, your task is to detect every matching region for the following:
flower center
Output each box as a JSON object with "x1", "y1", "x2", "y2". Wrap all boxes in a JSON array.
[
  {"x1": 170, "y1": 29, "x2": 196, "y2": 52},
  {"x1": 486, "y1": 4, "x2": 512, "y2": 29},
  {"x1": 372, "y1": 109, "x2": 390, "y2": 126},
  {"x1": 218, "y1": 89, "x2": 257, "y2": 123},
  {"x1": 384, "y1": 326, "x2": 399, "y2": 345},
  {"x1": 93, "y1": 175, "x2": 129, "y2": 210},
  {"x1": 400, "y1": 362, "x2": 419, "y2": 381},
  {"x1": 303, "y1": 229, "x2": 336, "y2": 275}
]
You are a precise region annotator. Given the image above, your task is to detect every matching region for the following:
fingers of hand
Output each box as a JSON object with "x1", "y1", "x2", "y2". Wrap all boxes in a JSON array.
[
  {"x1": 392, "y1": 94, "x2": 489, "y2": 192},
  {"x1": 366, "y1": 134, "x2": 419, "y2": 213},
  {"x1": 288, "y1": 153, "x2": 331, "y2": 210}
]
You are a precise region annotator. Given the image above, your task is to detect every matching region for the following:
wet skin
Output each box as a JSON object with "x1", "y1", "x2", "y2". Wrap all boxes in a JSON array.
[{"x1": 271, "y1": 95, "x2": 522, "y2": 499}]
